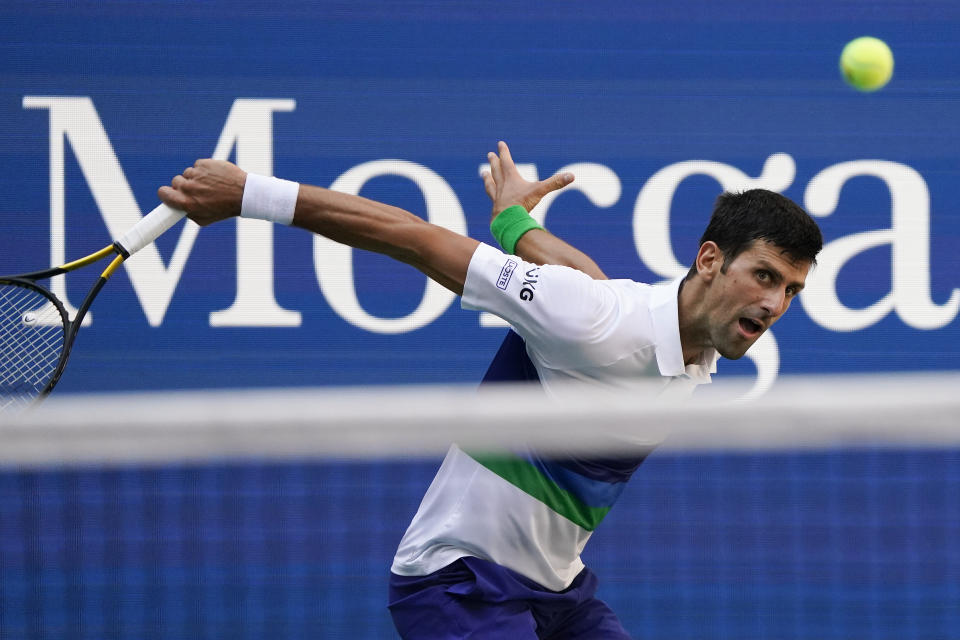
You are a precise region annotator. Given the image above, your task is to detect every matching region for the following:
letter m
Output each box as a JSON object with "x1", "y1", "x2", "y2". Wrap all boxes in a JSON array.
[{"x1": 23, "y1": 96, "x2": 299, "y2": 327}]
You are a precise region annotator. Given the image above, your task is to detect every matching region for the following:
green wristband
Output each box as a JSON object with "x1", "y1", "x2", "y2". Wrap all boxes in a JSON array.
[{"x1": 490, "y1": 205, "x2": 544, "y2": 254}]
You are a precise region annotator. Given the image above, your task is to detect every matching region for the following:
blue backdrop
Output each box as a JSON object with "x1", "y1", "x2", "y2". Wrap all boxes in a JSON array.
[
  {"x1": 1, "y1": 2, "x2": 959, "y2": 638},
  {"x1": 2, "y1": 1, "x2": 958, "y2": 392}
]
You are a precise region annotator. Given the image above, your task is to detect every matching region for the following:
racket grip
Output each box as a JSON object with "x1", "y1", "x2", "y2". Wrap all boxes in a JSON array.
[{"x1": 115, "y1": 204, "x2": 186, "y2": 256}]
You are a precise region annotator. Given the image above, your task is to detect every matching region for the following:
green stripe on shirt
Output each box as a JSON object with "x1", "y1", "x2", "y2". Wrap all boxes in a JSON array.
[{"x1": 468, "y1": 452, "x2": 610, "y2": 531}]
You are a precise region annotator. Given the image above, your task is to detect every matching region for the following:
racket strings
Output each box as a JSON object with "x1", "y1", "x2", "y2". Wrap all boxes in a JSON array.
[{"x1": 0, "y1": 284, "x2": 66, "y2": 410}]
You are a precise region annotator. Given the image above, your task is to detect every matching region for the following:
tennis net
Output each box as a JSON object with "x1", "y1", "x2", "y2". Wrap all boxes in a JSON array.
[{"x1": 1, "y1": 373, "x2": 959, "y2": 639}]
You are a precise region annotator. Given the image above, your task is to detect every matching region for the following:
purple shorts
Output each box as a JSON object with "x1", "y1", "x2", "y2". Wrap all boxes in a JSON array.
[{"x1": 388, "y1": 557, "x2": 632, "y2": 639}]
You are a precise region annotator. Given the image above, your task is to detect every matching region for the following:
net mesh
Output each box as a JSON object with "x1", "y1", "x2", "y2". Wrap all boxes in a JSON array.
[
  {"x1": 0, "y1": 282, "x2": 66, "y2": 413},
  {"x1": 1, "y1": 374, "x2": 959, "y2": 639}
]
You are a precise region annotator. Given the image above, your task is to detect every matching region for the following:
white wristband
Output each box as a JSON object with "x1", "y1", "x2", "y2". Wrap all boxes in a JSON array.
[{"x1": 240, "y1": 173, "x2": 300, "y2": 225}]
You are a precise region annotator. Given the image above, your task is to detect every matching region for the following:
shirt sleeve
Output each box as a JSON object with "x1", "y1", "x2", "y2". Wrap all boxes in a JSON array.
[{"x1": 461, "y1": 243, "x2": 650, "y2": 369}]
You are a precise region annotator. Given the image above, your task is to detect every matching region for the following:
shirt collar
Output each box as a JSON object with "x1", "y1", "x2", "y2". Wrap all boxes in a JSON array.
[{"x1": 649, "y1": 276, "x2": 718, "y2": 379}]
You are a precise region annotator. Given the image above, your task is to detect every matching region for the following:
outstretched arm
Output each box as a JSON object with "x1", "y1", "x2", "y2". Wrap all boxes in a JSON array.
[
  {"x1": 482, "y1": 141, "x2": 608, "y2": 280},
  {"x1": 158, "y1": 160, "x2": 479, "y2": 294}
]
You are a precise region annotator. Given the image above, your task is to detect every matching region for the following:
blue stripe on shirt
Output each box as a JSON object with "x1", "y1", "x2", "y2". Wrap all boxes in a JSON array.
[
  {"x1": 525, "y1": 454, "x2": 630, "y2": 509},
  {"x1": 480, "y1": 330, "x2": 651, "y2": 508}
]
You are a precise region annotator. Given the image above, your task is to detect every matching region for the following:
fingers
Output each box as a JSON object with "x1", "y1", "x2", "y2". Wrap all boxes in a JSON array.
[
  {"x1": 536, "y1": 171, "x2": 575, "y2": 196},
  {"x1": 481, "y1": 171, "x2": 496, "y2": 200},
  {"x1": 497, "y1": 140, "x2": 515, "y2": 171},
  {"x1": 172, "y1": 163, "x2": 206, "y2": 194},
  {"x1": 487, "y1": 151, "x2": 502, "y2": 185},
  {"x1": 157, "y1": 185, "x2": 190, "y2": 211},
  {"x1": 159, "y1": 167, "x2": 197, "y2": 213}
]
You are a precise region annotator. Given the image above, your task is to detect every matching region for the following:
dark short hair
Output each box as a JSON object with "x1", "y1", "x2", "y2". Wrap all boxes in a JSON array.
[{"x1": 687, "y1": 189, "x2": 823, "y2": 277}]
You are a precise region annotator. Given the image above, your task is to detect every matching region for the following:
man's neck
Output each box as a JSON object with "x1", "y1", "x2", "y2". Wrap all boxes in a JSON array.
[{"x1": 677, "y1": 275, "x2": 710, "y2": 365}]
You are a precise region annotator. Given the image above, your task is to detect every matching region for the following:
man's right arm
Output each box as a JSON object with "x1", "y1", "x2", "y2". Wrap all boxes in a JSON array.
[
  {"x1": 158, "y1": 158, "x2": 621, "y2": 368},
  {"x1": 292, "y1": 183, "x2": 480, "y2": 295},
  {"x1": 158, "y1": 159, "x2": 479, "y2": 295}
]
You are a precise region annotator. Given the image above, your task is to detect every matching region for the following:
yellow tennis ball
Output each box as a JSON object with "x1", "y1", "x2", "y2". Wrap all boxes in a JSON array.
[{"x1": 840, "y1": 37, "x2": 894, "y2": 92}]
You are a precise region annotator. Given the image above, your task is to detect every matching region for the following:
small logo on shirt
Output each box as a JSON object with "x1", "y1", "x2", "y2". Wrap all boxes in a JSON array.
[
  {"x1": 497, "y1": 259, "x2": 518, "y2": 290},
  {"x1": 520, "y1": 267, "x2": 540, "y2": 301}
]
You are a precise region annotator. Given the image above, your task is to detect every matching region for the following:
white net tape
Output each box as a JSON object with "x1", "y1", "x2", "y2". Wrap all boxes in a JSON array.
[{"x1": 2, "y1": 372, "x2": 958, "y2": 467}]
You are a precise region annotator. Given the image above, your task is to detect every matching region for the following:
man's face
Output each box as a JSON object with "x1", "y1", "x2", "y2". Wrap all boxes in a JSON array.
[{"x1": 702, "y1": 240, "x2": 812, "y2": 360}]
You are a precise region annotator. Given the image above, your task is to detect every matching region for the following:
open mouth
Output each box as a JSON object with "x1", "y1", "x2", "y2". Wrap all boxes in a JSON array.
[{"x1": 738, "y1": 317, "x2": 763, "y2": 338}]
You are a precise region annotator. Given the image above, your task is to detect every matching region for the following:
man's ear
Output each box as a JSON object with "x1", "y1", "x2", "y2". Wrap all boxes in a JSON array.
[{"x1": 694, "y1": 241, "x2": 723, "y2": 283}]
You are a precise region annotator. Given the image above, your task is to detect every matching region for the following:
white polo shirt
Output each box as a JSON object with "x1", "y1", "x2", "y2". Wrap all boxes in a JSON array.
[{"x1": 391, "y1": 243, "x2": 718, "y2": 591}]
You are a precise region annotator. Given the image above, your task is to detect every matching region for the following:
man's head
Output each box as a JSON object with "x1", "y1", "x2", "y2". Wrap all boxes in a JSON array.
[
  {"x1": 690, "y1": 189, "x2": 823, "y2": 276},
  {"x1": 681, "y1": 189, "x2": 823, "y2": 361}
]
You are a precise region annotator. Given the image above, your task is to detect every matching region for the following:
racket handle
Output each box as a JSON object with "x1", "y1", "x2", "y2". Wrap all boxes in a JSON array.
[{"x1": 115, "y1": 204, "x2": 186, "y2": 256}]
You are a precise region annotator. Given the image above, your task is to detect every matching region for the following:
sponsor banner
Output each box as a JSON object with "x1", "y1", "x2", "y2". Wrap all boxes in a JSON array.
[{"x1": 1, "y1": 2, "x2": 958, "y2": 393}]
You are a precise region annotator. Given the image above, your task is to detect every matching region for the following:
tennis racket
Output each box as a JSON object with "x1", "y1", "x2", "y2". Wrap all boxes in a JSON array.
[{"x1": 1, "y1": 204, "x2": 185, "y2": 412}]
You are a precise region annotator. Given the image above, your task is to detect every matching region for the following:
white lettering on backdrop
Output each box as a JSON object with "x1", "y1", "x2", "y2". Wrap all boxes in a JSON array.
[
  {"x1": 802, "y1": 160, "x2": 959, "y2": 331},
  {"x1": 23, "y1": 96, "x2": 957, "y2": 390},
  {"x1": 23, "y1": 96, "x2": 301, "y2": 327}
]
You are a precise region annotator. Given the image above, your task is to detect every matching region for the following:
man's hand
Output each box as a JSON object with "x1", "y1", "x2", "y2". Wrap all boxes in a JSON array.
[
  {"x1": 157, "y1": 159, "x2": 247, "y2": 227},
  {"x1": 482, "y1": 141, "x2": 574, "y2": 222},
  {"x1": 481, "y1": 141, "x2": 607, "y2": 280}
]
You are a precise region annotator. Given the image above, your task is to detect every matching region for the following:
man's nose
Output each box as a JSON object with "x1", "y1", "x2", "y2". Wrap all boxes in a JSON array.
[{"x1": 761, "y1": 288, "x2": 788, "y2": 317}]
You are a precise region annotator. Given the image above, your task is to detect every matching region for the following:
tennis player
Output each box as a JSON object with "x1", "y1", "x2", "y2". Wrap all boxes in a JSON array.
[{"x1": 159, "y1": 143, "x2": 822, "y2": 639}]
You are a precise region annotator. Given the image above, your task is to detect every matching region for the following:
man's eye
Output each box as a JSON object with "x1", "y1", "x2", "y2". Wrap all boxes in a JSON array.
[{"x1": 757, "y1": 271, "x2": 769, "y2": 281}]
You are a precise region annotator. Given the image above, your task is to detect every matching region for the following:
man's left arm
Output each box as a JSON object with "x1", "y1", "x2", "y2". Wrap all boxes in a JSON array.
[{"x1": 482, "y1": 141, "x2": 608, "y2": 281}]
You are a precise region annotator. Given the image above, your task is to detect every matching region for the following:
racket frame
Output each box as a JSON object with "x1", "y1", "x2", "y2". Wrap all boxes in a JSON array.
[
  {"x1": 1, "y1": 241, "x2": 129, "y2": 405},
  {"x1": 1, "y1": 203, "x2": 183, "y2": 409}
]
